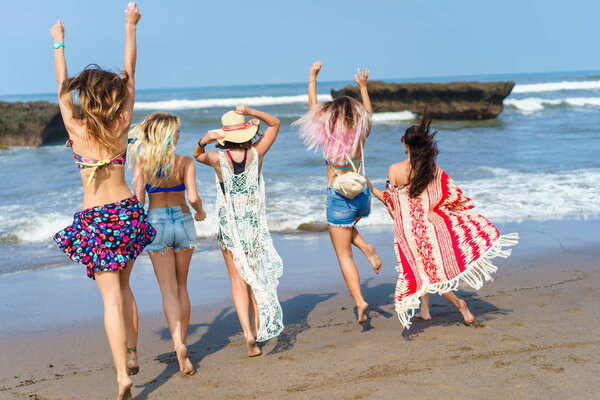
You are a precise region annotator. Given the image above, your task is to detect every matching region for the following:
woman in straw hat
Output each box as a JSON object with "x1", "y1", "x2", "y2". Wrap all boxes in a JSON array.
[{"x1": 194, "y1": 105, "x2": 283, "y2": 357}]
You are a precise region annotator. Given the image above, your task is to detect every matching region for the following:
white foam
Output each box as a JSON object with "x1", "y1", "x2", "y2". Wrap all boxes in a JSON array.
[
  {"x1": 513, "y1": 80, "x2": 600, "y2": 93},
  {"x1": 4, "y1": 169, "x2": 599, "y2": 243},
  {"x1": 135, "y1": 94, "x2": 333, "y2": 110},
  {"x1": 371, "y1": 111, "x2": 417, "y2": 124},
  {"x1": 504, "y1": 97, "x2": 600, "y2": 113}
]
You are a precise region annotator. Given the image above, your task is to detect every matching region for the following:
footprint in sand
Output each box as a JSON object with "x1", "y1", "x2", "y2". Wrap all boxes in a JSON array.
[
  {"x1": 501, "y1": 335, "x2": 522, "y2": 343},
  {"x1": 494, "y1": 360, "x2": 512, "y2": 368},
  {"x1": 540, "y1": 363, "x2": 565, "y2": 373}
]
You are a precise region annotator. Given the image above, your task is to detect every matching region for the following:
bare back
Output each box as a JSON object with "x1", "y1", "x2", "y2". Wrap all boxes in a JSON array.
[
  {"x1": 68, "y1": 120, "x2": 133, "y2": 210},
  {"x1": 146, "y1": 155, "x2": 194, "y2": 213}
]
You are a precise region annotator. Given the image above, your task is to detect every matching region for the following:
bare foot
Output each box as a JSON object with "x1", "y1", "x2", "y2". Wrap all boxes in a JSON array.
[
  {"x1": 357, "y1": 302, "x2": 369, "y2": 325},
  {"x1": 458, "y1": 299, "x2": 475, "y2": 325},
  {"x1": 175, "y1": 344, "x2": 195, "y2": 376},
  {"x1": 245, "y1": 335, "x2": 262, "y2": 357},
  {"x1": 415, "y1": 311, "x2": 432, "y2": 320},
  {"x1": 126, "y1": 347, "x2": 139, "y2": 376},
  {"x1": 365, "y1": 245, "x2": 382, "y2": 274},
  {"x1": 117, "y1": 377, "x2": 133, "y2": 400}
]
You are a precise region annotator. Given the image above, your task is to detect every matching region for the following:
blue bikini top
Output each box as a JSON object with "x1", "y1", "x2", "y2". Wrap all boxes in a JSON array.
[{"x1": 145, "y1": 182, "x2": 186, "y2": 193}]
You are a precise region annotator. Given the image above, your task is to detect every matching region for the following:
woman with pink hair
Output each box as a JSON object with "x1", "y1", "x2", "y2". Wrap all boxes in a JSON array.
[{"x1": 293, "y1": 62, "x2": 381, "y2": 324}]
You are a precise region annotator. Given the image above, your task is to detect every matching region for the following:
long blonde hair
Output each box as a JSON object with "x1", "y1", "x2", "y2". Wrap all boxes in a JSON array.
[
  {"x1": 60, "y1": 64, "x2": 129, "y2": 154},
  {"x1": 129, "y1": 112, "x2": 181, "y2": 187}
]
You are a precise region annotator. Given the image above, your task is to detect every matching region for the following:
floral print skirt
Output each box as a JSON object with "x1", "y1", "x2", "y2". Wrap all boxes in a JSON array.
[{"x1": 54, "y1": 196, "x2": 156, "y2": 279}]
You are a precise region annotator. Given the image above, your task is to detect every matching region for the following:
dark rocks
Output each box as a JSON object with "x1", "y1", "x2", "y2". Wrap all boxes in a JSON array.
[
  {"x1": 296, "y1": 222, "x2": 328, "y2": 232},
  {"x1": 0, "y1": 101, "x2": 68, "y2": 148},
  {"x1": 331, "y1": 80, "x2": 515, "y2": 120}
]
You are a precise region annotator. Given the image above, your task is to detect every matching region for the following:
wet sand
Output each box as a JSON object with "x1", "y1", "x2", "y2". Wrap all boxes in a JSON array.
[{"x1": 1, "y1": 220, "x2": 599, "y2": 399}]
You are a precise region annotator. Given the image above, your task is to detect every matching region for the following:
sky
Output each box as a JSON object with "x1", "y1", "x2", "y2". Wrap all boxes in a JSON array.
[{"x1": 1, "y1": 0, "x2": 599, "y2": 95}]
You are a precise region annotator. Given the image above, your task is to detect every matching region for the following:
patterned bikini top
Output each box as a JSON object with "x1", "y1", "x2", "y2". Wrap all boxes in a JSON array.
[{"x1": 66, "y1": 138, "x2": 134, "y2": 186}]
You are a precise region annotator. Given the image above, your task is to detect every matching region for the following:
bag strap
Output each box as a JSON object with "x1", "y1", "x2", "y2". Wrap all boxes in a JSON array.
[{"x1": 341, "y1": 142, "x2": 365, "y2": 176}]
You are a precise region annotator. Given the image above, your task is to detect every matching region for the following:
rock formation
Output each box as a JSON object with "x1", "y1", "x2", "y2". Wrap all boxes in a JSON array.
[
  {"x1": 0, "y1": 101, "x2": 68, "y2": 148},
  {"x1": 331, "y1": 81, "x2": 515, "y2": 120}
]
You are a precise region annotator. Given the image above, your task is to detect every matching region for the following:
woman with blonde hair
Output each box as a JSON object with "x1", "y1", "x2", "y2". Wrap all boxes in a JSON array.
[
  {"x1": 51, "y1": 3, "x2": 154, "y2": 399},
  {"x1": 293, "y1": 62, "x2": 382, "y2": 325},
  {"x1": 194, "y1": 104, "x2": 283, "y2": 357},
  {"x1": 129, "y1": 112, "x2": 206, "y2": 375}
]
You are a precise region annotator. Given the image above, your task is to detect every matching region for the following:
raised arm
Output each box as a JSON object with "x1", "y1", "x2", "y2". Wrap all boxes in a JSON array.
[
  {"x1": 194, "y1": 131, "x2": 222, "y2": 167},
  {"x1": 308, "y1": 61, "x2": 322, "y2": 111},
  {"x1": 354, "y1": 68, "x2": 372, "y2": 114},
  {"x1": 119, "y1": 2, "x2": 141, "y2": 129},
  {"x1": 50, "y1": 21, "x2": 80, "y2": 131},
  {"x1": 182, "y1": 157, "x2": 207, "y2": 221},
  {"x1": 238, "y1": 105, "x2": 280, "y2": 158}
]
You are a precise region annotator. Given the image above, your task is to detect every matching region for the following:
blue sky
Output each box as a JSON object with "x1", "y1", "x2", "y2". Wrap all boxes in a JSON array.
[{"x1": 2, "y1": 0, "x2": 599, "y2": 95}]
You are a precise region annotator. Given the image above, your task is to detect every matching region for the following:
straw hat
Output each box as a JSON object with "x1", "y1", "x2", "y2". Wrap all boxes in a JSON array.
[{"x1": 211, "y1": 111, "x2": 260, "y2": 146}]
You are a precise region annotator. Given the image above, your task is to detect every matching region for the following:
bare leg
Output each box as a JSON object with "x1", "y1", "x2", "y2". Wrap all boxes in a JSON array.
[
  {"x1": 95, "y1": 271, "x2": 133, "y2": 400},
  {"x1": 248, "y1": 286, "x2": 260, "y2": 339},
  {"x1": 221, "y1": 247, "x2": 261, "y2": 357},
  {"x1": 174, "y1": 248, "x2": 193, "y2": 346},
  {"x1": 149, "y1": 249, "x2": 194, "y2": 374},
  {"x1": 441, "y1": 292, "x2": 475, "y2": 324},
  {"x1": 415, "y1": 293, "x2": 432, "y2": 320},
  {"x1": 351, "y1": 225, "x2": 382, "y2": 274},
  {"x1": 119, "y1": 260, "x2": 139, "y2": 375},
  {"x1": 329, "y1": 226, "x2": 369, "y2": 324}
]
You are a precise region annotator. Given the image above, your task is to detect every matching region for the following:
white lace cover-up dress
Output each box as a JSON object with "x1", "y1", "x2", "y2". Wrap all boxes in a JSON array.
[{"x1": 216, "y1": 147, "x2": 284, "y2": 341}]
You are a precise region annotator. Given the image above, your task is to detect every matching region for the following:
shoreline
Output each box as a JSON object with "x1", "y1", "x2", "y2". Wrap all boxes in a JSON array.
[
  {"x1": 0, "y1": 218, "x2": 598, "y2": 336},
  {"x1": 1, "y1": 217, "x2": 599, "y2": 398}
]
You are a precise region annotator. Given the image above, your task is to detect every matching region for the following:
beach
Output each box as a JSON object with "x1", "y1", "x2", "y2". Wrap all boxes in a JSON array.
[
  {"x1": 1, "y1": 219, "x2": 599, "y2": 399},
  {"x1": 1, "y1": 71, "x2": 600, "y2": 399}
]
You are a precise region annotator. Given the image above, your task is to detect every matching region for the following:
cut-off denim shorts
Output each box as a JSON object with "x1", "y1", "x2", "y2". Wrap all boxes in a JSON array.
[
  {"x1": 146, "y1": 206, "x2": 196, "y2": 252},
  {"x1": 326, "y1": 185, "x2": 371, "y2": 227}
]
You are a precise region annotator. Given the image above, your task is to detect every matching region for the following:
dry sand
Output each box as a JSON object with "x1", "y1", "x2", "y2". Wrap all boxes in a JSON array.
[{"x1": 1, "y1": 223, "x2": 599, "y2": 399}]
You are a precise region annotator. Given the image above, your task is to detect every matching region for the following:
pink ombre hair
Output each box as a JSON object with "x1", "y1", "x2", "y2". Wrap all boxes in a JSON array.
[{"x1": 293, "y1": 96, "x2": 371, "y2": 165}]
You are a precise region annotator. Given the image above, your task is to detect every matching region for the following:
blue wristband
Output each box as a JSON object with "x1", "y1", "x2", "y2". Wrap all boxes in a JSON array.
[{"x1": 53, "y1": 41, "x2": 64, "y2": 49}]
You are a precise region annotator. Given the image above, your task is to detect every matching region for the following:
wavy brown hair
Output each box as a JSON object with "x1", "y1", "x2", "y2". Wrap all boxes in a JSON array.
[
  {"x1": 60, "y1": 64, "x2": 129, "y2": 154},
  {"x1": 404, "y1": 109, "x2": 438, "y2": 198}
]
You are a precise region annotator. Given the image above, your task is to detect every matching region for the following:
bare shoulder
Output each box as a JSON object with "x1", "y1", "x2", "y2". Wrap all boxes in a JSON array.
[{"x1": 388, "y1": 161, "x2": 411, "y2": 186}]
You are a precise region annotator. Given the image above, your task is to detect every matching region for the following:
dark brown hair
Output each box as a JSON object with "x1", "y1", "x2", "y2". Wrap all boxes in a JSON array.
[
  {"x1": 404, "y1": 108, "x2": 438, "y2": 198},
  {"x1": 215, "y1": 131, "x2": 261, "y2": 150},
  {"x1": 60, "y1": 64, "x2": 129, "y2": 153}
]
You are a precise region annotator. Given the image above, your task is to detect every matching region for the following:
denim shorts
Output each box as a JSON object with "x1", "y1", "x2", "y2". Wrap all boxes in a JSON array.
[
  {"x1": 146, "y1": 206, "x2": 196, "y2": 252},
  {"x1": 326, "y1": 185, "x2": 371, "y2": 227}
]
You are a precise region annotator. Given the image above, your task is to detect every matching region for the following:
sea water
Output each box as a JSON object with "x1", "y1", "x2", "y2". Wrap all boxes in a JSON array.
[{"x1": 1, "y1": 70, "x2": 599, "y2": 275}]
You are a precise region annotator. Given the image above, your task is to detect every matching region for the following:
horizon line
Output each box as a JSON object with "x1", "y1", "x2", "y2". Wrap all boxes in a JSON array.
[{"x1": 2, "y1": 68, "x2": 600, "y2": 98}]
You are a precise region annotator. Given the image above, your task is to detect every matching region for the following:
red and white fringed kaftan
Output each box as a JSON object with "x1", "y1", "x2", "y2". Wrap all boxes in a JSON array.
[{"x1": 383, "y1": 167, "x2": 518, "y2": 329}]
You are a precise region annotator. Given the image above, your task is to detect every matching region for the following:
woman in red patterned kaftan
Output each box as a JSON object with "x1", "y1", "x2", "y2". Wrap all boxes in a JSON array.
[{"x1": 370, "y1": 113, "x2": 518, "y2": 329}]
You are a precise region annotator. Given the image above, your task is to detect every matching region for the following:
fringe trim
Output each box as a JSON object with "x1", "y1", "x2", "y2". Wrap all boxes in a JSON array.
[
  {"x1": 395, "y1": 232, "x2": 519, "y2": 329},
  {"x1": 327, "y1": 222, "x2": 356, "y2": 228}
]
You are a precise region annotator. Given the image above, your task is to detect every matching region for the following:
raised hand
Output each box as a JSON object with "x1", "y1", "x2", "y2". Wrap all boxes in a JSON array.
[
  {"x1": 354, "y1": 67, "x2": 369, "y2": 88},
  {"x1": 310, "y1": 61, "x2": 322, "y2": 80},
  {"x1": 236, "y1": 104, "x2": 251, "y2": 115},
  {"x1": 125, "y1": 2, "x2": 141, "y2": 25},
  {"x1": 50, "y1": 20, "x2": 65, "y2": 43},
  {"x1": 203, "y1": 130, "x2": 225, "y2": 144}
]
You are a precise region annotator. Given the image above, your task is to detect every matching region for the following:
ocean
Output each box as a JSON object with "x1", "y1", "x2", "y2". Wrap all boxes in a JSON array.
[{"x1": 1, "y1": 70, "x2": 599, "y2": 276}]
